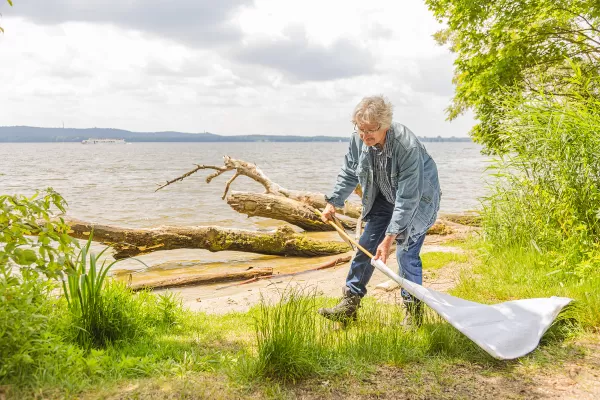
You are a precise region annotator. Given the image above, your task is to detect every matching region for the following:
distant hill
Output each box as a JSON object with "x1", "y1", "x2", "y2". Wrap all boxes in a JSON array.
[{"x1": 0, "y1": 126, "x2": 472, "y2": 143}]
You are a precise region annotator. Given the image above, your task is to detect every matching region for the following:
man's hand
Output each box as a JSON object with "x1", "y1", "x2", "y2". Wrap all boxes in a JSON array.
[
  {"x1": 374, "y1": 234, "x2": 397, "y2": 264},
  {"x1": 321, "y1": 203, "x2": 336, "y2": 223}
]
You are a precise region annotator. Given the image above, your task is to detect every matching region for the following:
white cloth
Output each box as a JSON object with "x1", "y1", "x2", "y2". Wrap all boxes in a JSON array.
[{"x1": 371, "y1": 259, "x2": 572, "y2": 360}]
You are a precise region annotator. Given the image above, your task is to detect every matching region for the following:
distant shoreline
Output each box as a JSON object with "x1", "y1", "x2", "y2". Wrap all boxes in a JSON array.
[
  {"x1": 0, "y1": 126, "x2": 472, "y2": 143},
  {"x1": 0, "y1": 139, "x2": 473, "y2": 143}
]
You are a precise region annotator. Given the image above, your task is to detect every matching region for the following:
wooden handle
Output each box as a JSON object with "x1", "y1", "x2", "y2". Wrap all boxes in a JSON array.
[{"x1": 315, "y1": 209, "x2": 374, "y2": 258}]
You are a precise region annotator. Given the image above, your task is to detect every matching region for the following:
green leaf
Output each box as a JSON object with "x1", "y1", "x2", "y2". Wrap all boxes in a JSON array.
[{"x1": 11, "y1": 248, "x2": 38, "y2": 265}]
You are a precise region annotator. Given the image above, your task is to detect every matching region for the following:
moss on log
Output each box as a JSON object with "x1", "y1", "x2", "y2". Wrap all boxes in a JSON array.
[{"x1": 63, "y1": 218, "x2": 351, "y2": 259}]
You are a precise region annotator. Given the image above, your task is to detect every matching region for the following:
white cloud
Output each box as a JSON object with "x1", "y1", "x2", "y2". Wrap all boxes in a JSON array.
[{"x1": 0, "y1": 1, "x2": 475, "y2": 137}]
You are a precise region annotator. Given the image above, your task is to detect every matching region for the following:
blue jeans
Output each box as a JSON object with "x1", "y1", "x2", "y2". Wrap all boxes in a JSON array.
[{"x1": 346, "y1": 194, "x2": 426, "y2": 303}]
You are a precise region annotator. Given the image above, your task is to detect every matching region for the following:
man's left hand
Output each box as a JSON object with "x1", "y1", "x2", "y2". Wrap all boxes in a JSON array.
[{"x1": 374, "y1": 234, "x2": 397, "y2": 264}]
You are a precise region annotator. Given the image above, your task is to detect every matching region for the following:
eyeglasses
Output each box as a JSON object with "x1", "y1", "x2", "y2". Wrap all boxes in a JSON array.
[{"x1": 354, "y1": 123, "x2": 381, "y2": 136}]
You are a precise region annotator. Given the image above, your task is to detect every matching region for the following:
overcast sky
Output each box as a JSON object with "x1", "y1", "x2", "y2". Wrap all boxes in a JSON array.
[{"x1": 0, "y1": 0, "x2": 475, "y2": 137}]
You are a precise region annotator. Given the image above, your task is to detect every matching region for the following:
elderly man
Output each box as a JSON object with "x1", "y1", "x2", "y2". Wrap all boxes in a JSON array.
[{"x1": 319, "y1": 95, "x2": 441, "y2": 325}]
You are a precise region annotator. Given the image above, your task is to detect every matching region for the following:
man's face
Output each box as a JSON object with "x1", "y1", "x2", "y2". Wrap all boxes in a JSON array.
[{"x1": 356, "y1": 122, "x2": 387, "y2": 147}]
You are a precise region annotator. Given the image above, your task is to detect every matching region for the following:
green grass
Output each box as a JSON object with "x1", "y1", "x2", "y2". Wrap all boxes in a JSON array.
[
  {"x1": 2, "y1": 300, "x2": 257, "y2": 399},
  {"x1": 422, "y1": 251, "x2": 469, "y2": 270},
  {"x1": 452, "y1": 241, "x2": 600, "y2": 329},
  {"x1": 3, "y1": 235, "x2": 599, "y2": 399},
  {"x1": 240, "y1": 285, "x2": 512, "y2": 385}
]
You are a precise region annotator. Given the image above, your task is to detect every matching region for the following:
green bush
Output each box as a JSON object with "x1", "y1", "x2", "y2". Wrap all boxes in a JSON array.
[
  {"x1": 482, "y1": 69, "x2": 600, "y2": 281},
  {"x1": 0, "y1": 189, "x2": 80, "y2": 384},
  {"x1": 0, "y1": 277, "x2": 60, "y2": 382},
  {"x1": 477, "y1": 68, "x2": 600, "y2": 329},
  {"x1": 1, "y1": 188, "x2": 188, "y2": 393}
]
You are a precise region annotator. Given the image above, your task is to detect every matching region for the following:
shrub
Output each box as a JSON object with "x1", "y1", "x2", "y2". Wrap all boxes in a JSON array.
[
  {"x1": 0, "y1": 189, "x2": 77, "y2": 280},
  {"x1": 0, "y1": 277, "x2": 62, "y2": 382},
  {"x1": 0, "y1": 189, "x2": 80, "y2": 383},
  {"x1": 482, "y1": 69, "x2": 600, "y2": 281}
]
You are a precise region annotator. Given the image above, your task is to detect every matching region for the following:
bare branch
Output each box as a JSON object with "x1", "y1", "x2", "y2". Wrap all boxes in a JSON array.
[
  {"x1": 206, "y1": 167, "x2": 234, "y2": 183},
  {"x1": 222, "y1": 172, "x2": 240, "y2": 200},
  {"x1": 155, "y1": 163, "x2": 229, "y2": 192}
]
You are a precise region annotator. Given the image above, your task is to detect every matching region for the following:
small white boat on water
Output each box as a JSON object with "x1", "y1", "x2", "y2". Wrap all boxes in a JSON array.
[{"x1": 81, "y1": 138, "x2": 126, "y2": 144}]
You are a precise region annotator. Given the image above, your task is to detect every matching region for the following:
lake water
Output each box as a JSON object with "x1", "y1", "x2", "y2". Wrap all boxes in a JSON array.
[
  {"x1": 0, "y1": 142, "x2": 490, "y2": 277},
  {"x1": 0, "y1": 142, "x2": 488, "y2": 227}
]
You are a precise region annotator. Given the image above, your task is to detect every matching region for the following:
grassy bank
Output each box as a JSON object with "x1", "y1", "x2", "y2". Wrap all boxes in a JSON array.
[{"x1": 2, "y1": 232, "x2": 598, "y2": 399}]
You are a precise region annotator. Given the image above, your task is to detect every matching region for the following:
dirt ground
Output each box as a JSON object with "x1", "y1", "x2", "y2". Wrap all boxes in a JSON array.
[{"x1": 289, "y1": 346, "x2": 600, "y2": 400}]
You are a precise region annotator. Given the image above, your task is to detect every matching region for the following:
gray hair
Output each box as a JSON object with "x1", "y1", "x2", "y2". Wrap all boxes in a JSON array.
[{"x1": 352, "y1": 95, "x2": 393, "y2": 129}]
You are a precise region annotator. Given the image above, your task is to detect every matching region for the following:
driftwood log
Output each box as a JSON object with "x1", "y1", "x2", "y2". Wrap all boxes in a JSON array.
[
  {"x1": 64, "y1": 218, "x2": 351, "y2": 259},
  {"x1": 129, "y1": 267, "x2": 273, "y2": 291},
  {"x1": 156, "y1": 155, "x2": 362, "y2": 218},
  {"x1": 216, "y1": 255, "x2": 353, "y2": 290},
  {"x1": 227, "y1": 192, "x2": 357, "y2": 231},
  {"x1": 227, "y1": 191, "x2": 457, "y2": 236},
  {"x1": 157, "y1": 156, "x2": 459, "y2": 235}
]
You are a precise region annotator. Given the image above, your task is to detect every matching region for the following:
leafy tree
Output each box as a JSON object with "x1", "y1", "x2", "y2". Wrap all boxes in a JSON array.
[{"x1": 425, "y1": 0, "x2": 600, "y2": 153}]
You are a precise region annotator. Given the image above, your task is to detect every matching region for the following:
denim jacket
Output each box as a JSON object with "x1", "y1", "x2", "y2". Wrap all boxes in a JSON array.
[{"x1": 325, "y1": 122, "x2": 441, "y2": 247}]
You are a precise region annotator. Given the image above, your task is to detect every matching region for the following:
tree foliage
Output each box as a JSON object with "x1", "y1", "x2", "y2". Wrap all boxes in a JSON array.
[{"x1": 425, "y1": 0, "x2": 600, "y2": 153}]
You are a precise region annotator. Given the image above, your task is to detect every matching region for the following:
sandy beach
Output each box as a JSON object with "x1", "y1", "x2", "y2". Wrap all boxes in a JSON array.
[{"x1": 147, "y1": 220, "x2": 473, "y2": 314}]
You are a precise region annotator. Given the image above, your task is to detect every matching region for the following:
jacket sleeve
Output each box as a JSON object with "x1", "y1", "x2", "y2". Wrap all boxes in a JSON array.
[
  {"x1": 386, "y1": 145, "x2": 424, "y2": 239},
  {"x1": 324, "y1": 134, "x2": 360, "y2": 208}
]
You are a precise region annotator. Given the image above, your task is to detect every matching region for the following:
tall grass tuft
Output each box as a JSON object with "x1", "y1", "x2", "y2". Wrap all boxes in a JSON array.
[
  {"x1": 62, "y1": 235, "x2": 149, "y2": 348},
  {"x1": 249, "y1": 286, "x2": 495, "y2": 383},
  {"x1": 254, "y1": 286, "x2": 327, "y2": 382}
]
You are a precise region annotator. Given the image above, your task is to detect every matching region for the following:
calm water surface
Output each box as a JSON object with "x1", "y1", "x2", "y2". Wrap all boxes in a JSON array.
[
  {"x1": 0, "y1": 142, "x2": 490, "y2": 276},
  {"x1": 0, "y1": 142, "x2": 488, "y2": 226}
]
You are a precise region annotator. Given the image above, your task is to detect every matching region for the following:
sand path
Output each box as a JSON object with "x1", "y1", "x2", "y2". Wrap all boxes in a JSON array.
[{"x1": 157, "y1": 232, "x2": 468, "y2": 314}]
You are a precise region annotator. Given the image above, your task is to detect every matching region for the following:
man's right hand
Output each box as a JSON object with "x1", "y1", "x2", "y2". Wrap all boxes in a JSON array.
[{"x1": 321, "y1": 203, "x2": 336, "y2": 223}]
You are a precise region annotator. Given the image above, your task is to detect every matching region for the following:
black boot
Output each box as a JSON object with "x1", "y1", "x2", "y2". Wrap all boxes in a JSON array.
[
  {"x1": 401, "y1": 298, "x2": 424, "y2": 328},
  {"x1": 318, "y1": 287, "x2": 361, "y2": 322}
]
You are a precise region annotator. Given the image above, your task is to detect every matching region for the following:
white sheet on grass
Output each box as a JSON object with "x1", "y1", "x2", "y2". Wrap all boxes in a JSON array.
[{"x1": 370, "y1": 259, "x2": 572, "y2": 360}]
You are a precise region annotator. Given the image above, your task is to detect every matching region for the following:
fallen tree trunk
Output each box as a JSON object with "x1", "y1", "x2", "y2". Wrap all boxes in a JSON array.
[
  {"x1": 156, "y1": 156, "x2": 466, "y2": 234},
  {"x1": 227, "y1": 192, "x2": 457, "y2": 236},
  {"x1": 227, "y1": 192, "x2": 357, "y2": 231},
  {"x1": 63, "y1": 218, "x2": 351, "y2": 259},
  {"x1": 128, "y1": 267, "x2": 273, "y2": 291}
]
